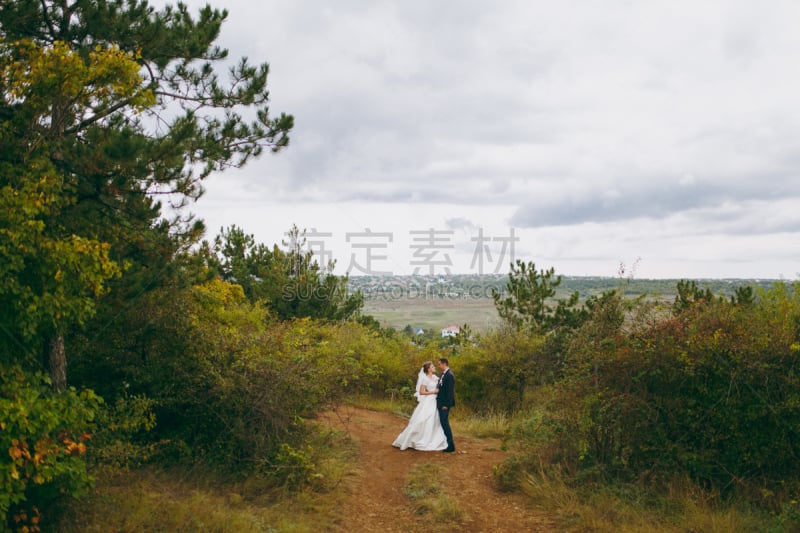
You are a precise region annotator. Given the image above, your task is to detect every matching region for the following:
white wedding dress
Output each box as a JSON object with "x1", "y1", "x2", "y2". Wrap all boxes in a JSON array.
[{"x1": 392, "y1": 373, "x2": 448, "y2": 451}]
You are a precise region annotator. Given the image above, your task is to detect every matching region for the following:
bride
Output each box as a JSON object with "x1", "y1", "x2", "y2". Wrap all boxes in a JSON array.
[{"x1": 392, "y1": 361, "x2": 448, "y2": 451}]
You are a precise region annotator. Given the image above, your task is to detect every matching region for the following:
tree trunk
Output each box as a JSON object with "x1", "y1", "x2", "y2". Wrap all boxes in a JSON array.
[{"x1": 47, "y1": 334, "x2": 67, "y2": 392}]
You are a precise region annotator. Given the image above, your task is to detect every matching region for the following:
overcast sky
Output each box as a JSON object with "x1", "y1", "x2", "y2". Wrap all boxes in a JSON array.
[{"x1": 165, "y1": 0, "x2": 800, "y2": 279}]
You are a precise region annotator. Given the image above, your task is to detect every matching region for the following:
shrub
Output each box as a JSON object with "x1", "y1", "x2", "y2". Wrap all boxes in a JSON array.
[
  {"x1": 457, "y1": 326, "x2": 545, "y2": 414},
  {"x1": 81, "y1": 279, "x2": 413, "y2": 474},
  {"x1": 509, "y1": 282, "x2": 800, "y2": 508},
  {"x1": 0, "y1": 366, "x2": 101, "y2": 531},
  {"x1": 89, "y1": 393, "x2": 157, "y2": 471}
]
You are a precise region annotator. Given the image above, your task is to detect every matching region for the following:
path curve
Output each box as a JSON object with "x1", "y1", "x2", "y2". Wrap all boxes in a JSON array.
[{"x1": 318, "y1": 405, "x2": 554, "y2": 532}]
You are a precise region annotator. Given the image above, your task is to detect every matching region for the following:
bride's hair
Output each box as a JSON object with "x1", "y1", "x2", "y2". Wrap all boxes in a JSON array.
[{"x1": 421, "y1": 361, "x2": 434, "y2": 374}]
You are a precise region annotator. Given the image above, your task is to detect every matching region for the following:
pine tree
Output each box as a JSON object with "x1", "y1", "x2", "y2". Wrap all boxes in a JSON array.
[{"x1": 0, "y1": 0, "x2": 293, "y2": 389}]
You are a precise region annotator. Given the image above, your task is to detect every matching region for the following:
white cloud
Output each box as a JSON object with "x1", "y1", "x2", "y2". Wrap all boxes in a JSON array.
[{"x1": 161, "y1": 0, "x2": 800, "y2": 279}]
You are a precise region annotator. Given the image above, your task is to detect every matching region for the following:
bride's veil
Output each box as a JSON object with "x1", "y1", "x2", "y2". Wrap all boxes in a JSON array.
[{"x1": 413, "y1": 367, "x2": 426, "y2": 402}]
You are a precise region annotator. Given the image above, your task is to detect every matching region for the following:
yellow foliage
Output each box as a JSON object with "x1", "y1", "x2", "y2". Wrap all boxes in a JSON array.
[{"x1": 2, "y1": 39, "x2": 155, "y2": 123}]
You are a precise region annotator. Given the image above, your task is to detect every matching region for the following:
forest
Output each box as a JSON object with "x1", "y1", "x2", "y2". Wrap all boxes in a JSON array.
[{"x1": 2, "y1": 2, "x2": 800, "y2": 532}]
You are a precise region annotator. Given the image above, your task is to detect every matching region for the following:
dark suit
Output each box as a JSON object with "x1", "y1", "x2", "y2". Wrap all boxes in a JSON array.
[{"x1": 437, "y1": 369, "x2": 456, "y2": 451}]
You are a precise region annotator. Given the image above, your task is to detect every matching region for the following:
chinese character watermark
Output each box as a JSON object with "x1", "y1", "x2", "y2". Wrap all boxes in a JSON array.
[
  {"x1": 288, "y1": 226, "x2": 519, "y2": 276},
  {"x1": 306, "y1": 228, "x2": 334, "y2": 272},
  {"x1": 409, "y1": 228, "x2": 455, "y2": 275},
  {"x1": 346, "y1": 228, "x2": 393, "y2": 275}
]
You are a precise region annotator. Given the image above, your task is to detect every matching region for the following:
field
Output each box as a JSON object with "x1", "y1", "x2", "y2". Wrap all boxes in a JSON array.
[
  {"x1": 363, "y1": 296, "x2": 500, "y2": 333},
  {"x1": 355, "y1": 275, "x2": 779, "y2": 334}
]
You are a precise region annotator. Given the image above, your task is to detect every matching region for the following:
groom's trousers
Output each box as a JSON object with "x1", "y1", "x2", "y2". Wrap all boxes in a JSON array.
[{"x1": 439, "y1": 407, "x2": 455, "y2": 451}]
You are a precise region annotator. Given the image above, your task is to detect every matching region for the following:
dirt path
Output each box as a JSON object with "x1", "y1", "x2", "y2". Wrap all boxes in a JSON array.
[{"x1": 319, "y1": 405, "x2": 555, "y2": 532}]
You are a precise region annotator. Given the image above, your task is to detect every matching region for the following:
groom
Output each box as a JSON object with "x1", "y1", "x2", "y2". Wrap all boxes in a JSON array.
[{"x1": 437, "y1": 357, "x2": 456, "y2": 453}]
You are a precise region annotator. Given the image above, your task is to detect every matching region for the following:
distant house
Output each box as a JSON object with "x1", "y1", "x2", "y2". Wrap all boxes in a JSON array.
[
  {"x1": 414, "y1": 328, "x2": 425, "y2": 336},
  {"x1": 441, "y1": 325, "x2": 460, "y2": 338}
]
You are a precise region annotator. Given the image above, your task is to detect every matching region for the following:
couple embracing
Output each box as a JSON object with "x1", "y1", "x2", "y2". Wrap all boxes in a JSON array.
[{"x1": 392, "y1": 358, "x2": 456, "y2": 453}]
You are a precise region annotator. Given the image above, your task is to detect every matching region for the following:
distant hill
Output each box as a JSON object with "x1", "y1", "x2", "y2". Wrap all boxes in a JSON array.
[
  {"x1": 347, "y1": 274, "x2": 781, "y2": 302},
  {"x1": 351, "y1": 274, "x2": 785, "y2": 332}
]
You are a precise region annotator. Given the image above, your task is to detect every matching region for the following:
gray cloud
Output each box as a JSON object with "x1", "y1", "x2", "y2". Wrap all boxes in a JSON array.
[
  {"x1": 510, "y1": 174, "x2": 800, "y2": 228},
  {"x1": 164, "y1": 0, "x2": 800, "y2": 278},
  {"x1": 445, "y1": 218, "x2": 478, "y2": 233}
]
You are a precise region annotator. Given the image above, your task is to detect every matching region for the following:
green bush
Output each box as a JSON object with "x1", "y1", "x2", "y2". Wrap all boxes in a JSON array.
[
  {"x1": 89, "y1": 393, "x2": 157, "y2": 471},
  {"x1": 0, "y1": 366, "x2": 101, "y2": 531},
  {"x1": 266, "y1": 443, "x2": 320, "y2": 492},
  {"x1": 72, "y1": 278, "x2": 415, "y2": 476},
  {"x1": 457, "y1": 327, "x2": 545, "y2": 414},
  {"x1": 509, "y1": 282, "x2": 800, "y2": 507}
]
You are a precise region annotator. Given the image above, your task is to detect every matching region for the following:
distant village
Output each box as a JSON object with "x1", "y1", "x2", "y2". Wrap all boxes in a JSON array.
[
  {"x1": 346, "y1": 273, "x2": 778, "y2": 302},
  {"x1": 348, "y1": 274, "x2": 780, "y2": 335},
  {"x1": 346, "y1": 274, "x2": 506, "y2": 301}
]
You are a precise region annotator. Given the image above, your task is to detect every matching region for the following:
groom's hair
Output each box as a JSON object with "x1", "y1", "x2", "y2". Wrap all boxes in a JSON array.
[{"x1": 439, "y1": 357, "x2": 449, "y2": 366}]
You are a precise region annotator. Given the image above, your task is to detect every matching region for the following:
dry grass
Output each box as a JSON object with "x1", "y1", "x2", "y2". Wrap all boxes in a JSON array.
[
  {"x1": 352, "y1": 396, "x2": 510, "y2": 441},
  {"x1": 53, "y1": 399, "x2": 782, "y2": 533},
  {"x1": 54, "y1": 467, "x2": 343, "y2": 532},
  {"x1": 348, "y1": 394, "x2": 416, "y2": 419},
  {"x1": 366, "y1": 400, "x2": 781, "y2": 532},
  {"x1": 450, "y1": 409, "x2": 510, "y2": 440},
  {"x1": 404, "y1": 463, "x2": 465, "y2": 525},
  {"x1": 502, "y1": 398, "x2": 786, "y2": 532},
  {"x1": 51, "y1": 423, "x2": 357, "y2": 533},
  {"x1": 519, "y1": 469, "x2": 777, "y2": 533},
  {"x1": 363, "y1": 296, "x2": 500, "y2": 332}
]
